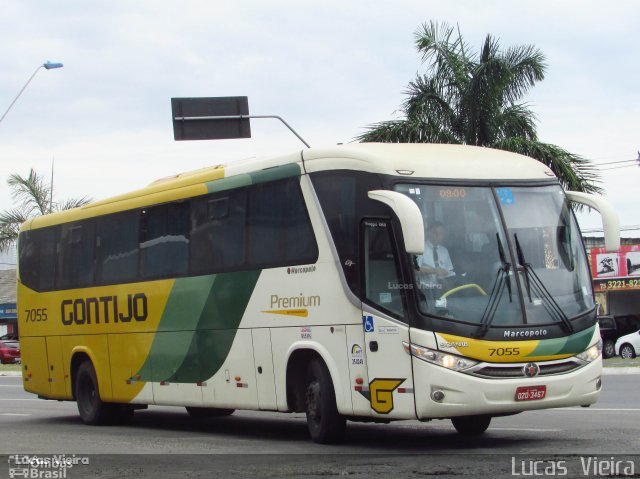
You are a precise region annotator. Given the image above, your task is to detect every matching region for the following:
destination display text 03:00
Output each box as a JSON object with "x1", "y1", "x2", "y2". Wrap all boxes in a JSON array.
[{"x1": 596, "y1": 278, "x2": 640, "y2": 291}]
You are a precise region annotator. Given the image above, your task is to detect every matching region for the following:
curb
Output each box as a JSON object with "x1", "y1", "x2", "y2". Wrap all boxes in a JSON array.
[{"x1": 602, "y1": 367, "x2": 640, "y2": 375}]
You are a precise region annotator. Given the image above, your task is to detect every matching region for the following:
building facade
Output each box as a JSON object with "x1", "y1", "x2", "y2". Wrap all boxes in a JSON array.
[
  {"x1": 0, "y1": 269, "x2": 17, "y2": 337},
  {"x1": 584, "y1": 237, "x2": 640, "y2": 321}
]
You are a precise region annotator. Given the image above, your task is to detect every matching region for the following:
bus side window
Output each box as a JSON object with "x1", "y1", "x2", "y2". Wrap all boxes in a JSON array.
[
  {"x1": 140, "y1": 202, "x2": 190, "y2": 279},
  {"x1": 362, "y1": 221, "x2": 405, "y2": 317},
  {"x1": 19, "y1": 227, "x2": 57, "y2": 292},
  {"x1": 247, "y1": 178, "x2": 317, "y2": 268},
  {"x1": 96, "y1": 211, "x2": 139, "y2": 285},
  {"x1": 190, "y1": 190, "x2": 247, "y2": 274},
  {"x1": 58, "y1": 222, "x2": 95, "y2": 289}
]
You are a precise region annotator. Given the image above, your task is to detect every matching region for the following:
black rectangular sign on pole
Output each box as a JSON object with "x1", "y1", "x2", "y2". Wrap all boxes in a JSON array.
[{"x1": 171, "y1": 96, "x2": 251, "y2": 141}]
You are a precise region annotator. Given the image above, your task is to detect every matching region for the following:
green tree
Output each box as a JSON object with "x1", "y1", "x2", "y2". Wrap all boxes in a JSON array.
[
  {"x1": 0, "y1": 169, "x2": 91, "y2": 252},
  {"x1": 356, "y1": 21, "x2": 600, "y2": 194}
]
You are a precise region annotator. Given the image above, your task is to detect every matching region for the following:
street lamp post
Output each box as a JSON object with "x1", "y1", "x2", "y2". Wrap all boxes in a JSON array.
[{"x1": 0, "y1": 61, "x2": 64, "y2": 124}]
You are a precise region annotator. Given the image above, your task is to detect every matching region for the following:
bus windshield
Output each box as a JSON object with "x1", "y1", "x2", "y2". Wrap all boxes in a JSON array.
[{"x1": 395, "y1": 183, "x2": 594, "y2": 328}]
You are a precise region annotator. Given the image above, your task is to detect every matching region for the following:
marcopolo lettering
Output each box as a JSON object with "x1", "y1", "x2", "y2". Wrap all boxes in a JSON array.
[
  {"x1": 61, "y1": 293, "x2": 148, "y2": 326},
  {"x1": 503, "y1": 329, "x2": 548, "y2": 338}
]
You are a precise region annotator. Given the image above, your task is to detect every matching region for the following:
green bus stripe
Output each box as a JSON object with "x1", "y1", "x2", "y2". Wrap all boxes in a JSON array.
[
  {"x1": 527, "y1": 325, "x2": 595, "y2": 357},
  {"x1": 135, "y1": 270, "x2": 261, "y2": 383},
  {"x1": 167, "y1": 269, "x2": 261, "y2": 382},
  {"x1": 249, "y1": 163, "x2": 300, "y2": 184},
  {"x1": 206, "y1": 174, "x2": 252, "y2": 194},
  {"x1": 205, "y1": 163, "x2": 300, "y2": 194}
]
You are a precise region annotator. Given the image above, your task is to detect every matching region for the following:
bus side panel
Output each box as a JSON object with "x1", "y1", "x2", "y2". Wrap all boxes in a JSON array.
[
  {"x1": 149, "y1": 330, "x2": 204, "y2": 407},
  {"x1": 21, "y1": 337, "x2": 49, "y2": 396},
  {"x1": 61, "y1": 334, "x2": 112, "y2": 402},
  {"x1": 362, "y1": 314, "x2": 415, "y2": 419},
  {"x1": 45, "y1": 336, "x2": 68, "y2": 399},
  {"x1": 108, "y1": 332, "x2": 154, "y2": 404},
  {"x1": 345, "y1": 324, "x2": 371, "y2": 416},
  {"x1": 271, "y1": 325, "x2": 352, "y2": 416},
  {"x1": 251, "y1": 328, "x2": 278, "y2": 410},
  {"x1": 201, "y1": 329, "x2": 258, "y2": 409}
]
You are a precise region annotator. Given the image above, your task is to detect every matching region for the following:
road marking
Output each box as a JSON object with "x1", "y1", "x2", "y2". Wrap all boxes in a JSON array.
[
  {"x1": 559, "y1": 407, "x2": 640, "y2": 412},
  {"x1": 0, "y1": 398, "x2": 44, "y2": 401},
  {"x1": 0, "y1": 413, "x2": 31, "y2": 416},
  {"x1": 488, "y1": 432, "x2": 564, "y2": 436},
  {"x1": 0, "y1": 385, "x2": 23, "y2": 387},
  {"x1": 397, "y1": 424, "x2": 562, "y2": 433}
]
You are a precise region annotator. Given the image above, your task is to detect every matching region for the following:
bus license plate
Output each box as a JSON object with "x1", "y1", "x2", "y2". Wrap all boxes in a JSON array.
[{"x1": 515, "y1": 385, "x2": 546, "y2": 401}]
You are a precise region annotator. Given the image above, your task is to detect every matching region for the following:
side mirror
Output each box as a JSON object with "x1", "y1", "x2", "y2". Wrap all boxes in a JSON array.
[
  {"x1": 368, "y1": 190, "x2": 424, "y2": 255},
  {"x1": 565, "y1": 191, "x2": 620, "y2": 252}
]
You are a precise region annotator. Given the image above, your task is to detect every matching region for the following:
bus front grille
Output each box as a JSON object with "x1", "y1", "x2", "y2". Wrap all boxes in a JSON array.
[{"x1": 466, "y1": 358, "x2": 585, "y2": 379}]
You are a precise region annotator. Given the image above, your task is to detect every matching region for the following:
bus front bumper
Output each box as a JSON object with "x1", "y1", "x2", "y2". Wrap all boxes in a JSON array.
[{"x1": 412, "y1": 356, "x2": 602, "y2": 419}]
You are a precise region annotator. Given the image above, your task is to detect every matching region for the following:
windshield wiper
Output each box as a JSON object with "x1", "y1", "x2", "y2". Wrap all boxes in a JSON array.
[
  {"x1": 514, "y1": 234, "x2": 574, "y2": 334},
  {"x1": 496, "y1": 234, "x2": 513, "y2": 302},
  {"x1": 475, "y1": 234, "x2": 512, "y2": 338}
]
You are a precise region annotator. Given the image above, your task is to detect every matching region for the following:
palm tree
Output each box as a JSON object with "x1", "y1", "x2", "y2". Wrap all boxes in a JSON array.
[
  {"x1": 0, "y1": 169, "x2": 91, "y2": 252},
  {"x1": 356, "y1": 21, "x2": 601, "y2": 194}
]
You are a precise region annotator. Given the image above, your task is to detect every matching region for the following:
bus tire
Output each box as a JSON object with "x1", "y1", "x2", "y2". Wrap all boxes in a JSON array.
[
  {"x1": 185, "y1": 407, "x2": 235, "y2": 418},
  {"x1": 305, "y1": 358, "x2": 346, "y2": 444},
  {"x1": 451, "y1": 415, "x2": 491, "y2": 435},
  {"x1": 75, "y1": 360, "x2": 112, "y2": 425}
]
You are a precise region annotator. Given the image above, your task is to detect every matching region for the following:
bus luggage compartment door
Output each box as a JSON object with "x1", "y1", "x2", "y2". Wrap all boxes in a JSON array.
[
  {"x1": 251, "y1": 328, "x2": 277, "y2": 410},
  {"x1": 45, "y1": 336, "x2": 67, "y2": 399},
  {"x1": 21, "y1": 337, "x2": 50, "y2": 396}
]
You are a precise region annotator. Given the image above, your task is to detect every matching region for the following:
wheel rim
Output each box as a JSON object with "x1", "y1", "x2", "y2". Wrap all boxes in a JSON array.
[{"x1": 621, "y1": 346, "x2": 633, "y2": 359}]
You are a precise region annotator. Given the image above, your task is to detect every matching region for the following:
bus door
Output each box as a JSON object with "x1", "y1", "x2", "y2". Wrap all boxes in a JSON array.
[{"x1": 360, "y1": 219, "x2": 415, "y2": 419}]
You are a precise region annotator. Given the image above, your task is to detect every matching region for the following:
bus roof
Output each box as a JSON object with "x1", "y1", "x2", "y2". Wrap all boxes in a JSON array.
[
  {"x1": 25, "y1": 143, "x2": 555, "y2": 230},
  {"x1": 302, "y1": 143, "x2": 555, "y2": 180}
]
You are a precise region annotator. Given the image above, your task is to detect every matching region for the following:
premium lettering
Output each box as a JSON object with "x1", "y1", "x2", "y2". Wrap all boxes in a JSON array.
[
  {"x1": 61, "y1": 293, "x2": 148, "y2": 326},
  {"x1": 270, "y1": 294, "x2": 320, "y2": 309}
]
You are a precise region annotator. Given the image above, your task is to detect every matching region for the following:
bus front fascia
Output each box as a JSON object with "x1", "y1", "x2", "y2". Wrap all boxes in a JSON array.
[
  {"x1": 565, "y1": 191, "x2": 620, "y2": 252},
  {"x1": 367, "y1": 190, "x2": 424, "y2": 255}
]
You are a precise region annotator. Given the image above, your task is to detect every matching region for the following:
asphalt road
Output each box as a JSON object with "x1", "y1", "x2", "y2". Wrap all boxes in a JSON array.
[{"x1": 0, "y1": 373, "x2": 638, "y2": 478}]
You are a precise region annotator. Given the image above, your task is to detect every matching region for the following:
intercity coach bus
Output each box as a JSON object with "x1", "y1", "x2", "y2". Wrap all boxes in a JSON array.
[{"x1": 18, "y1": 143, "x2": 619, "y2": 443}]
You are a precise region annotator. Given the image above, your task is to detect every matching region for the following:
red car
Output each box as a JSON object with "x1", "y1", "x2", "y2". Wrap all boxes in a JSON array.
[{"x1": 0, "y1": 338, "x2": 20, "y2": 364}]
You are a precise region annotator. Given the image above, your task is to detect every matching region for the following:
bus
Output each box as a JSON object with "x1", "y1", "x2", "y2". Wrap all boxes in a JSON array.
[{"x1": 18, "y1": 142, "x2": 619, "y2": 443}]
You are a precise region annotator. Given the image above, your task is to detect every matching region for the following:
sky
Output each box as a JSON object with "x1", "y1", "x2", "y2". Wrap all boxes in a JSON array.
[{"x1": 0, "y1": 0, "x2": 639, "y2": 269}]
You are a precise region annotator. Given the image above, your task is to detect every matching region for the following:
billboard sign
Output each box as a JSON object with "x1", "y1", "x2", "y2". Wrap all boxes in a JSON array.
[
  {"x1": 591, "y1": 245, "x2": 640, "y2": 291},
  {"x1": 0, "y1": 303, "x2": 17, "y2": 320}
]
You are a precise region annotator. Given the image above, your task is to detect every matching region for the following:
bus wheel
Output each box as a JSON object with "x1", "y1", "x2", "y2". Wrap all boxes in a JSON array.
[
  {"x1": 75, "y1": 361, "x2": 111, "y2": 425},
  {"x1": 305, "y1": 359, "x2": 346, "y2": 444},
  {"x1": 451, "y1": 415, "x2": 491, "y2": 435},
  {"x1": 185, "y1": 407, "x2": 235, "y2": 418}
]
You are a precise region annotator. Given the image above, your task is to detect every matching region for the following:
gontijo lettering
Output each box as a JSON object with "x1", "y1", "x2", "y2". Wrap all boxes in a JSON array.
[{"x1": 61, "y1": 293, "x2": 148, "y2": 325}]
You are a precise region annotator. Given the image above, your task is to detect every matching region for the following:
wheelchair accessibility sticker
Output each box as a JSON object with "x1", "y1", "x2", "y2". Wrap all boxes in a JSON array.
[{"x1": 363, "y1": 315, "x2": 375, "y2": 333}]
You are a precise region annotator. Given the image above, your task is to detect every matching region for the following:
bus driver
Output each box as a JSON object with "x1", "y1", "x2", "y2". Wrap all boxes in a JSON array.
[{"x1": 416, "y1": 221, "x2": 455, "y2": 291}]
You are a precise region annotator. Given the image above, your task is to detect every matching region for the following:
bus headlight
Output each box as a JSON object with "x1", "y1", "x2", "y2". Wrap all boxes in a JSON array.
[
  {"x1": 576, "y1": 341, "x2": 602, "y2": 363},
  {"x1": 403, "y1": 341, "x2": 478, "y2": 372}
]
